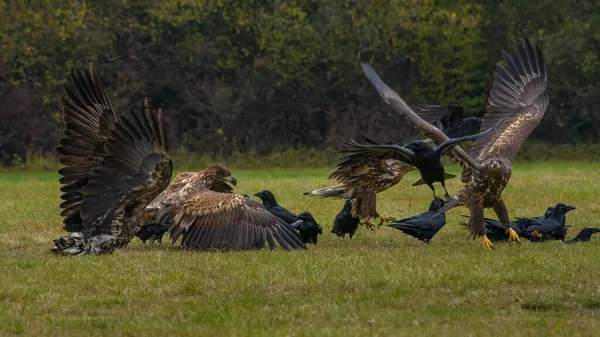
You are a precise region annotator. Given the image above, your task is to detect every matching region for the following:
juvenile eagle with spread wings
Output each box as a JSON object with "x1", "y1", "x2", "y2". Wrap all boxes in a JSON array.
[
  {"x1": 53, "y1": 64, "x2": 173, "y2": 255},
  {"x1": 146, "y1": 164, "x2": 305, "y2": 251},
  {"x1": 303, "y1": 150, "x2": 413, "y2": 229},
  {"x1": 360, "y1": 38, "x2": 548, "y2": 250}
]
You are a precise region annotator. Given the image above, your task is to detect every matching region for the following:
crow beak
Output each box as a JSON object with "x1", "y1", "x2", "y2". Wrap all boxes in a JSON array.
[
  {"x1": 253, "y1": 192, "x2": 262, "y2": 198},
  {"x1": 566, "y1": 205, "x2": 576, "y2": 212}
]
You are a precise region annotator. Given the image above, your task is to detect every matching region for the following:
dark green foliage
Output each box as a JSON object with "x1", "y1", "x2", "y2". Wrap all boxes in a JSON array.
[{"x1": 0, "y1": 0, "x2": 598, "y2": 165}]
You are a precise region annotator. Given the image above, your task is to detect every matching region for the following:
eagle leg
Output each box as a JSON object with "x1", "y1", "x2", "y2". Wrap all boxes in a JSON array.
[
  {"x1": 466, "y1": 198, "x2": 491, "y2": 250},
  {"x1": 377, "y1": 215, "x2": 397, "y2": 228},
  {"x1": 493, "y1": 199, "x2": 521, "y2": 246},
  {"x1": 360, "y1": 217, "x2": 376, "y2": 231},
  {"x1": 441, "y1": 181, "x2": 452, "y2": 202},
  {"x1": 483, "y1": 235, "x2": 495, "y2": 251}
]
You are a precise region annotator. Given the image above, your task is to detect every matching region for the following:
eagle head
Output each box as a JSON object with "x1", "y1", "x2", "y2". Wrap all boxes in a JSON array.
[
  {"x1": 200, "y1": 163, "x2": 237, "y2": 193},
  {"x1": 489, "y1": 159, "x2": 502, "y2": 171}
]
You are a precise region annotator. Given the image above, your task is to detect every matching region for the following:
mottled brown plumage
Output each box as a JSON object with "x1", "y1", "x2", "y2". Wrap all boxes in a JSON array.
[
  {"x1": 361, "y1": 38, "x2": 548, "y2": 249},
  {"x1": 53, "y1": 64, "x2": 173, "y2": 255},
  {"x1": 304, "y1": 153, "x2": 413, "y2": 228},
  {"x1": 150, "y1": 164, "x2": 305, "y2": 251}
]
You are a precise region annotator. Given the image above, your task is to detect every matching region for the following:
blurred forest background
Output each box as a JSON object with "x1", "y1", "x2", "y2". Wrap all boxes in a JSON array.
[{"x1": 1, "y1": 0, "x2": 599, "y2": 168}]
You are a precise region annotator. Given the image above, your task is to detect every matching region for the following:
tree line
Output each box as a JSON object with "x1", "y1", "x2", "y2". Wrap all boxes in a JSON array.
[{"x1": 1, "y1": 0, "x2": 598, "y2": 165}]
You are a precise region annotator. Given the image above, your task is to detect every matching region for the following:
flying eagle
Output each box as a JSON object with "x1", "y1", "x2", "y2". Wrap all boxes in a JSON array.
[
  {"x1": 303, "y1": 154, "x2": 413, "y2": 229},
  {"x1": 360, "y1": 38, "x2": 548, "y2": 250},
  {"x1": 53, "y1": 64, "x2": 173, "y2": 255},
  {"x1": 147, "y1": 164, "x2": 306, "y2": 251},
  {"x1": 339, "y1": 121, "x2": 502, "y2": 203}
]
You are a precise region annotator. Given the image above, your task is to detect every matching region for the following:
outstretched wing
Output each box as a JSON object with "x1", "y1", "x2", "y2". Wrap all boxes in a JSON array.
[
  {"x1": 159, "y1": 185, "x2": 305, "y2": 251},
  {"x1": 339, "y1": 139, "x2": 416, "y2": 167},
  {"x1": 469, "y1": 39, "x2": 548, "y2": 164},
  {"x1": 57, "y1": 63, "x2": 119, "y2": 232},
  {"x1": 360, "y1": 62, "x2": 481, "y2": 172},
  {"x1": 78, "y1": 99, "x2": 173, "y2": 233}
]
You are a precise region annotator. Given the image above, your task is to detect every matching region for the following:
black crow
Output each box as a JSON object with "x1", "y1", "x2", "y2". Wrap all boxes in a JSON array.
[
  {"x1": 291, "y1": 211, "x2": 323, "y2": 245},
  {"x1": 564, "y1": 228, "x2": 600, "y2": 244},
  {"x1": 411, "y1": 104, "x2": 483, "y2": 139},
  {"x1": 136, "y1": 223, "x2": 170, "y2": 244},
  {"x1": 254, "y1": 190, "x2": 300, "y2": 224},
  {"x1": 524, "y1": 204, "x2": 576, "y2": 242},
  {"x1": 388, "y1": 197, "x2": 446, "y2": 243},
  {"x1": 331, "y1": 199, "x2": 360, "y2": 238},
  {"x1": 341, "y1": 120, "x2": 502, "y2": 203}
]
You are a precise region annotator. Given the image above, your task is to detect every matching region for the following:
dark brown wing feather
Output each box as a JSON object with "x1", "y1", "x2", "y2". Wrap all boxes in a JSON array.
[
  {"x1": 330, "y1": 159, "x2": 413, "y2": 193},
  {"x1": 159, "y1": 184, "x2": 305, "y2": 251},
  {"x1": 470, "y1": 39, "x2": 548, "y2": 164},
  {"x1": 57, "y1": 64, "x2": 119, "y2": 232},
  {"x1": 77, "y1": 100, "x2": 172, "y2": 233}
]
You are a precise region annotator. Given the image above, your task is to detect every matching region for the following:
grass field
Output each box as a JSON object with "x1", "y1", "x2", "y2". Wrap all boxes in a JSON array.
[{"x1": 1, "y1": 162, "x2": 599, "y2": 336}]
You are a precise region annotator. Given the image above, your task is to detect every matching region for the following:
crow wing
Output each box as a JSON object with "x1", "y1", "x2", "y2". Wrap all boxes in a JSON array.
[
  {"x1": 339, "y1": 139, "x2": 416, "y2": 166},
  {"x1": 158, "y1": 183, "x2": 305, "y2": 251},
  {"x1": 57, "y1": 63, "x2": 118, "y2": 232},
  {"x1": 469, "y1": 39, "x2": 549, "y2": 164}
]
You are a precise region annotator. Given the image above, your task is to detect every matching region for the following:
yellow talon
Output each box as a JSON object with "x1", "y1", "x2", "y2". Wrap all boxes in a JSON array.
[
  {"x1": 483, "y1": 235, "x2": 494, "y2": 251},
  {"x1": 377, "y1": 215, "x2": 396, "y2": 227},
  {"x1": 360, "y1": 217, "x2": 376, "y2": 231},
  {"x1": 507, "y1": 228, "x2": 521, "y2": 246}
]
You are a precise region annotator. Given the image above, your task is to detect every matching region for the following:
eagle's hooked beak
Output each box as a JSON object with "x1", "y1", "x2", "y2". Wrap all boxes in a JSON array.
[{"x1": 224, "y1": 175, "x2": 237, "y2": 188}]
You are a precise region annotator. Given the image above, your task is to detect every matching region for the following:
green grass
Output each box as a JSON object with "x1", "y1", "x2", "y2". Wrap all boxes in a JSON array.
[{"x1": 1, "y1": 162, "x2": 600, "y2": 336}]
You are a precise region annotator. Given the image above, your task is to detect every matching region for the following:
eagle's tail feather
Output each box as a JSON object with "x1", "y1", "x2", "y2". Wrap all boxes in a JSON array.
[{"x1": 303, "y1": 185, "x2": 348, "y2": 199}]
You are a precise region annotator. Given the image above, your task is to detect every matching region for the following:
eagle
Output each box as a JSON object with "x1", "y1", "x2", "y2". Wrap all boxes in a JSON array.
[
  {"x1": 53, "y1": 64, "x2": 173, "y2": 255},
  {"x1": 142, "y1": 163, "x2": 238, "y2": 224},
  {"x1": 360, "y1": 38, "x2": 548, "y2": 250},
  {"x1": 145, "y1": 164, "x2": 306, "y2": 251},
  {"x1": 303, "y1": 156, "x2": 413, "y2": 230}
]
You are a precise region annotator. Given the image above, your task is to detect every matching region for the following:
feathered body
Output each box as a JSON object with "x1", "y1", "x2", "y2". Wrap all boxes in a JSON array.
[
  {"x1": 331, "y1": 199, "x2": 360, "y2": 238},
  {"x1": 147, "y1": 165, "x2": 305, "y2": 251},
  {"x1": 388, "y1": 197, "x2": 446, "y2": 243},
  {"x1": 304, "y1": 158, "x2": 411, "y2": 222}
]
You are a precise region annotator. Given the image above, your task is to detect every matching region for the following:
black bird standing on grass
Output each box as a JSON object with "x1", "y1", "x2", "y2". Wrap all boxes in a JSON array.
[
  {"x1": 331, "y1": 199, "x2": 360, "y2": 239},
  {"x1": 361, "y1": 38, "x2": 549, "y2": 250},
  {"x1": 388, "y1": 197, "x2": 446, "y2": 243},
  {"x1": 291, "y1": 212, "x2": 323, "y2": 245},
  {"x1": 341, "y1": 120, "x2": 502, "y2": 202},
  {"x1": 564, "y1": 228, "x2": 600, "y2": 244},
  {"x1": 135, "y1": 223, "x2": 170, "y2": 244},
  {"x1": 525, "y1": 204, "x2": 576, "y2": 241},
  {"x1": 254, "y1": 190, "x2": 300, "y2": 224},
  {"x1": 411, "y1": 104, "x2": 483, "y2": 139}
]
